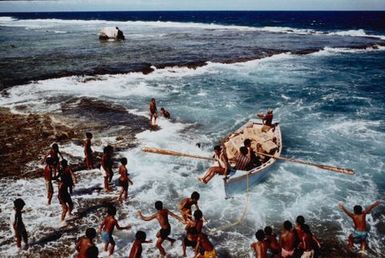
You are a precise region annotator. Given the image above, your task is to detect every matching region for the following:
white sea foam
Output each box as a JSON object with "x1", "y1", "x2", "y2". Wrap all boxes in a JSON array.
[
  {"x1": 310, "y1": 45, "x2": 385, "y2": 56},
  {"x1": 1, "y1": 16, "x2": 385, "y2": 41}
]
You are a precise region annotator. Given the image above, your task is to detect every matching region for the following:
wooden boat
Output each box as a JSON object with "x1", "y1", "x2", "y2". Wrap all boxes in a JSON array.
[{"x1": 223, "y1": 119, "x2": 282, "y2": 196}]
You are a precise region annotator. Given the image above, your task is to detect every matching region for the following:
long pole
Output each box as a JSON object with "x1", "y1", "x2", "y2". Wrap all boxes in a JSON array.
[{"x1": 142, "y1": 147, "x2": 354, "y2": 175}]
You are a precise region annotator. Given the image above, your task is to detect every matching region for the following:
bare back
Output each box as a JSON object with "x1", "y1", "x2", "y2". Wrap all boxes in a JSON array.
[
  {"x1": 281, "y1": 230, "x2": 296, "y2": 251},
  {"x1": 352, "y1": 213, "x2": 367, "y2": 231},
  {"x1": 101, "y1": 216, "x2": 117, "y2": 233},
  {"x1": 156, "y1": 209, "x2": 170, "y2": 229},
  {"x1": 76, "y1": 237, "x2": 92, "y2": 258}
]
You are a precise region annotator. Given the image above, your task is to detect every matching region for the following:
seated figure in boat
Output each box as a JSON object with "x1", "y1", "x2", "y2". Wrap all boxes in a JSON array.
[
  {"x1": 243, "y1": 139, "x2": 261, "y2": 168},
  {"x1": 198, "y1": 145, "x2": 231, "y2": 184},
  {"x1": 235, "y1": 146, "x2": 252, "y2": 171}
]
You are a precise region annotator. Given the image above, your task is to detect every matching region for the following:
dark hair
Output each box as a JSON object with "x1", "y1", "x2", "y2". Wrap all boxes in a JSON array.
[
  {"x1": 244, "y1": 139, "x2": 251, "y2": 147},
  {"x1": 46, "y1": 157, "x2": 54, "y2": 165},
  {"x1": 103, "y1": 145, "x2": 113, "y2": 154},
  {"x1": 255, "y1": 229, "x2": 265, "y2": 241},
  {"x1": 151, "y1": 98, "x2": 155, "y2": 101},
  {"x1": 52, "y1": 143, "x2": 59, "y2": 151},
  {"x1": 135, "y1": 230, "x2": 147, "y2": 241},
  {"x1": 120, "y1": 157, "x2": 127, "y2": 165},
  {"x1": 61, "y1": 159, "x2": 68, "y2": 168},
  {"x1": 107, "y1": 205, "x2": 116, "y2": 216},
  {"x1": 86, "y1": 228, "x2": 97, "y2": 239},
  {"x1": 194, "y1": 210, "x2": 203, "y2": 220},
  {"x1": 86, "y1": 245, "x2": 99, "y2": 258},
  {"x1": 354, "y1": 205, "x2": 363, "y2": 215},
  {"x1": 302, "y1": 224, "x2": 312, "y2": 235},
  {"x1": 155, "y1": 201, "x2": 163, "y2": 210},
  {"x1": 283, "y1": 220, "x2": 292, "y2": 231},
  {"x1": 191, "y1": 191, "x2": 200, "y2": 201},
  {"x1": 214, "y1": 145, "x2": 221, "y2": 152},
  {"x1": 264, "y1": 226, "x2": 272, "y2": 235},
  {"x1": 86, "y1": 132, "x2": 93, "y2": 138},
  {"x1": 160, "y1": 107, "x2": 165, "y2": 111},
  {"x1": 14, "y1": 198, "x2": 26, "y2": 210},
  {"x1": 296, "y1": 215, "x2": 305, "y2": 226},
  {"x1": 240, "y1": 146, "x2": 248, "y2": 155}
]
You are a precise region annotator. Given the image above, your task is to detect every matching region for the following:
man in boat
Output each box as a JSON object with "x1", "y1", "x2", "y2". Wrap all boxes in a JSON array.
[
  {"x1": 235, "y1": 146, "x2": 252, "y2": 171},
  {"x1": 338, "y1": 200, "x2": 381, "y2": 252},
  {"x1": 198, "y1": 145, "x2": 231, "y2": 184},
  {"x1": 244, "y1": 139, "x2": 261, "y2": 167},
  {"x1": 258, "y1": 109, "x2": 275, "y2": 132}
]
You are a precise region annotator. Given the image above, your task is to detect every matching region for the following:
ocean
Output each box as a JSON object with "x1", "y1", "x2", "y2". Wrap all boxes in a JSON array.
[{"x1": 0, "y1": 11, "x2": 385, "y2": 257}]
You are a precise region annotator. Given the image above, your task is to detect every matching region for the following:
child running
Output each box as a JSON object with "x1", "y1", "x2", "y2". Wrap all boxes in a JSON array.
[
  {"x1": 128, "y1": 230, "x2": 152, "y2": 258},
  {"x1": 99, "y1": 205, "x2": 131, "y2": 256},
  {"x1": 251, "y1": 229, "x2": 268, "y2": 258},
  {"x1": 338, "y1": 200, "x2": 381, "y2": 252},
  {"x1": 44, "y1": 157, "x2": 54, "y2": 205},
  {"x1": 118, "y1": 157, "x2": 133, "y2": 203},
  {"x1": 76, "y1": 228, "x2": 97, "y2": 258},
  {"x1": 10, "y1": 198, "x2": 28, "y2": 250},
  {"x1": 138, "y1": 201, "x2": 185, "y2": 257},
  {"x1": 84, "y1": 132, "x2": 94, "y2": 169},
  {"x1": 179, "y1": 191, "x2": 200, "y2": 221}
]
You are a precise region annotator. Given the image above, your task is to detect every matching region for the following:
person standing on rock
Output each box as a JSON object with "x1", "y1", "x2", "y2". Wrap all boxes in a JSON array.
[
  {"x1": 84, "y1": 132, "x2": 94, "y2": 169},
  {"x1": 44, "y1": 157, "x2": 54, "y2": 205},
  {"x1": 149, "y1": 98, "x2": 158, "y2": 128},
  {"x1": 100, "y1": 145, "x2": 114, "y2": 192}
]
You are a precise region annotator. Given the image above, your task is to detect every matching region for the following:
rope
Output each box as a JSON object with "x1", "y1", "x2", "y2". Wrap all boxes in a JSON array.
[{"x1": 207, "y1": 173, "x2": 251, "y2": 232}]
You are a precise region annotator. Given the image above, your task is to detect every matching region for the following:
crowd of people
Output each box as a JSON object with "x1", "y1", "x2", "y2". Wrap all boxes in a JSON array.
[{"x1": 8, "y1": 98, "x2": 383, "y2": 257}]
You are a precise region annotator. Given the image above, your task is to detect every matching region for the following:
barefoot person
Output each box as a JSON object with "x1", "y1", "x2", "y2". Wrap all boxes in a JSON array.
[
  {"x1": 58, "y1": 175, "x2": 74, "y2": 225},
  {"x1": 118, "y1": 158, "x2": 133, "y2": 203},
  {"x1": 100, "y1": 205, "x2": 131, "y2": 256},
  {"x1": 149, "y1": 98, "x2": 158, "y2": 127},
  {"x1": 338, "y1": 200, "x2": 381, "y2": 252},
  {"x1": 76, "y1": 228, "x2": 97, "y2": 258},
  {"x1": 138, "y1": 201, "x2": 184, "y2": 257},
  {"x1": 128, "y1": 231, "x2": 152, "y2": 258},
  {"x1": 44, "y1": 157, "x2": 54, "y2": 205},
  {"x1": 251, "y1": 229, "x2": 268, "y2": 258},
  {"x1": 280, "y1": 221, "x2": 297, "y2": 258},
  {"x1": 100, "y1": 145, "x2": 113, "y2": 192},
  {"x1": 10, "y1": 198, "x2": 28, "y2": 250},
  {"x1": 198, "y1": 145, "x2": 230, "y2": 184},
  {"x1": 195, "y1": 232, "x2": 217, "y2": 258},
  {"x1": 84, "y1": 132, "x2": 94, "y2": 169},
  {"x1": 179, "y1": 191, "x2": 200, "y2": 221}
]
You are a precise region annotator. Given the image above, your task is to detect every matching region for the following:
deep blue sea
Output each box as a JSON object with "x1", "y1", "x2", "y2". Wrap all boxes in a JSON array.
[{"x1": 0, "y1": 11, "x2": 385, "y2": 257}]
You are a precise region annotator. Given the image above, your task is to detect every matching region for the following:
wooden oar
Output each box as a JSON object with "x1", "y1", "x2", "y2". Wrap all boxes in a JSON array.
[
  {"x1": 256, "y1": 152, "x2": 354, "y2": 175},
  {"x1": 142, "y1": 147, "x2": 214, "y2": 161},
  {"x1": 143, "y1": 147, "x2": 354, "y2": 175}
]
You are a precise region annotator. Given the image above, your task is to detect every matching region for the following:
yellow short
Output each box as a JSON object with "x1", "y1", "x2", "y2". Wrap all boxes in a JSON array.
[{"x1": 204, "y1": 249, "x2": 217, "y2": 258}]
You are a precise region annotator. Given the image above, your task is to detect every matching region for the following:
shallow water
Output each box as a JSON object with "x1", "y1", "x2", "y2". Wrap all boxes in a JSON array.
[{"x1": 1, "y1": 13, "x2": 385, "y2": 257}]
